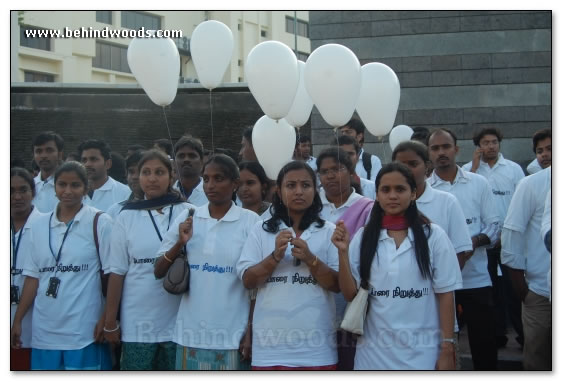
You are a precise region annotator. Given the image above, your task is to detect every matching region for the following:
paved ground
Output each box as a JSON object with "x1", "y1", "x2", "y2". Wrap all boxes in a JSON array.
[{"x1": 458, "y1": 326, "x2": 523, "y2": 370}]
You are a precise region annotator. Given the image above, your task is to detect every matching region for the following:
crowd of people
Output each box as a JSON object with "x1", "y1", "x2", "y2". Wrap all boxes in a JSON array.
[{"x1": 10, "y1": 120, "x2": 552, "y2": 371}]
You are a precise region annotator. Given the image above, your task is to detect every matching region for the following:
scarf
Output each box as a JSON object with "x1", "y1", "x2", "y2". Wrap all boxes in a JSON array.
[
  {"x1": 121, "y1": 192, "x2": 185, "y2": 211},
  {"x1": 382, "y1": 215, "x2": 409, "y2": 230}
]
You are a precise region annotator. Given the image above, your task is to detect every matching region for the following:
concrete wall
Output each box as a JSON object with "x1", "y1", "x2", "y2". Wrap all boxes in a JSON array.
[{"x1": 308, "y1": 11, "x2": 551, "y2": 168}]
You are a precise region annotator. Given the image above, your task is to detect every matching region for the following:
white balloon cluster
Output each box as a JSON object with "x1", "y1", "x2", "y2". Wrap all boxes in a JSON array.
[{"x1": 127, "y1": 21, "x2": 404, "y2": 179}]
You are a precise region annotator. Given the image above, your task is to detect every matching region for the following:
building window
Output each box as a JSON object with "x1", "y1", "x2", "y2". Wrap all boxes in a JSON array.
[
  {"x1": 285, "y1": 16, "x2": 308, "y2": 38},
  {"x1": 261, "y1": 30, "x2": 267, "y2": 37},
  {"x1": 20, "y1": 26, "x2": 51, "y2": 51},
  {"x1": 238, "y1": 77, "x2": 243, "y2": 82},
  {"x1": 121, "y1": 11, "x2": 161, "y2": 30},
  {"x1": 92, "y1": 41, "x2": 131, "y2": 73},
  {"x1": 96, "y1": 11, "x2": 112, "y2": 25},
  {"x1": 238, "y1": 23, "x2": 241, "y2": 31},
  {"x1": 238, "y1": 59, "x2": 242, "y2": 66},
  {"x1": 296, "y1": 51, "x2": 309, "y2": 61},
  {"x1": 24, "y1": 71, "x2": 55, "y2": 82}
]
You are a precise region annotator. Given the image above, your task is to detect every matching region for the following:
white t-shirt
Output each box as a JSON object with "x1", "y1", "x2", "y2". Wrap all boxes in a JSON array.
[
  {"x1": 173, "y1": 178, "x2": 208, "y2": 206},
  {"x1": 157, "y1": 202, "x2": 259, "y2": 350},
  {"x1": 349, "y1": 224, "x2": 463, "y2": 370},
  {"x1": 11, "y1": 207, "x2": 46, "y2": 348},
  {"x1": 526, "y1": 158, "x2": 542, "y2": 175},
  {"x1": 319, "y1": 188, "x2": 364, "y2": 224},
  {"x1": 416, "y1": 185, "x2": 473, "y2": 254},
  {"x1": 305, "y1": 156, "x2": 317, "y2": 172},
  {"x1": 359, "y1": 177, "x2": 376, "y2": 200},
  {"x1": 22, "y1": 203, "x2": 113, "y2": 350},
  {"x1": 541, "y1": 189, "x2": 551, "y2": 299},
  {"x1": 462, "y1": 154, "x2": 525, "y2": 226},
  {"x1": 84, "y1": 176, "x2": 131, "y2": 212},
  {"x1": 237, "y1": 219, "x2": 339, "y2": 367},
  {"x1": 356, "y1": 149, "x2": 382, "y2": 181},
  {"x1": 105, "y1": 194, "x2": 135, "y2": 218},
  {"x1": 108, "y1": 202, "x2": 192, "y2": 343},
  {"x1": 429, "y1": 167, "x2": 500, "y2": 289},
  {"x1": 33, "y1": 173, "x2": 58, "y2": 213},
  {"x1": 501, "y1": 167, "x2": 551, "y2": 298}
]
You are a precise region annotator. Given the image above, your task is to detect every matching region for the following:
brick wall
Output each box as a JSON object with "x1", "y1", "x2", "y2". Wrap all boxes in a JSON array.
[{"x1": 309, "y1": 11, "x2": 551, "y2": 168}]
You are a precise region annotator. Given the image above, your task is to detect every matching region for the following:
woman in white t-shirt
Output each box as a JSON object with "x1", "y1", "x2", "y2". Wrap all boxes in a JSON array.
[
  {"x1": 332, "y1": 163, "x2": 462, "y2": 370},
  {"x1": 237, "y1": 161, "x2": 272, "y2": 218},
  {"x1": 10, "y1": 167, "x2": 45, "y2": 370},
  {"x1": 103, "y1": 150, "x2": 192, "y2": 370},
  {"x1": 155, "y1": 154, "x2": 259, "y2": 370},
  {"x1": 237, "y1": 160, "x2": 340, "y2": 370},
  {"x1": 11, "y1": 161, "x2": 113, "y2": 370}
]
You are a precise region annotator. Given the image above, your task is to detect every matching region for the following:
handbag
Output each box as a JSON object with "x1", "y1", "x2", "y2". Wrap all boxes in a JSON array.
[
  {"x1": 163, "y1": 248, "x2": 190, "y2": 294},
  {"x1": 340, "y1": 281, "x2": 369, "y2": 335}
]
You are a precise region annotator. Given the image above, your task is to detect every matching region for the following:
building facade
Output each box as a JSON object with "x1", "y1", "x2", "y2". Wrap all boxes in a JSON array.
[{"x1": 12, "y1": 10, "x2": 310, "y2": 85}]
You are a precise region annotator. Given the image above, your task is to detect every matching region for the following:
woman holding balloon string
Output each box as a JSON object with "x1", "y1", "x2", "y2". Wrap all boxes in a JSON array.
[
  {"x1": 155, "y1": 154, "x2": 260, "y2": 370},
  {"x1": 237, "y1": 161, "x2": 340, "y2": 370},
  {"x1": 11, "y1": 161, "x2": 113, "y2": 370},
  {"x1": 103, "y1": 150, "x2": 193, "y2": 370},
  {"x1": 331, "y1": 163, "x2": 462, "y2": 370}
]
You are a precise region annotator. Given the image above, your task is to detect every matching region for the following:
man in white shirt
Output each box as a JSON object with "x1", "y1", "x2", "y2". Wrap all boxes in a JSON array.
[
  {"x1": 293, "y1": 134, "x2": 317, "y2": 172},
  {"x1": 31, "y1": 131, "x2": 64, "y2": 213},
  {"x1": 462, "y1": 127, "x2": 525, "y2": 348},
  {"x1": 501, "y1": 167, "x2": 551, "y2": 370},
  {"x1": 172, "y1": 136, "x2": 208, "y2": 206},
  {"x1": 337, "y1": 118, "x2": 382, "y2": 181},
  {"x1": 78, "y1": 139, "x2": 131, "y2": 212},
  {"x1": 428, "y1": 128, "x2": 500, "y2": 370},
  {"x1": 528, "y1": 129, "x2": 552, "y2": 175},
  {"x1": 334, "y1": 135, "x2": 376, "y2": 200}
]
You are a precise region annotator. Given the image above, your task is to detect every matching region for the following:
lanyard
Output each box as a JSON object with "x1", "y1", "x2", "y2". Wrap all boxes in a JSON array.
[
  {"x1": 11, "y1": 219, "x2": 26, "y2": 272},
  {"x1": 148, "y1": 205, "x2": 174, "y2": 242},
  {"x1": 48, "y1": 213, "x2": 74, "y2": 271}
]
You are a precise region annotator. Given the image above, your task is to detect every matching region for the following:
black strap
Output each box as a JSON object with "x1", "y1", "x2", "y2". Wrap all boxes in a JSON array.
[
  {"x1": 48, "y1": 213, "x2": 75, "y2": 274},
  {"x1": 11, "y1": 219, "x2": 25, "y2": 273},
  {"x1": 362, "y1": 151, "x2": 373, "y2": 180},
  {"x1": 93, "y1": 211, "x2": 103, "y2": 259},
  {"x1": 147, "y1": 205, "x2": 174, "y2": 242}
]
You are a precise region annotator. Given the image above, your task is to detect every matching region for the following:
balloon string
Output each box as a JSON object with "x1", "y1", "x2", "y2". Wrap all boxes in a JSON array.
[
  {"x1": 209, "y1": 90, "x2": 214, "y2": 155},
  {"x1": 381, "y1": 135, "x2": 388, "y2": 166},
  {"x1": 335, "y1": 130, "x2": 342, "y2": 207},
  {"x1": 162, "y1": 106, "x2": 182, "y2": 185}
]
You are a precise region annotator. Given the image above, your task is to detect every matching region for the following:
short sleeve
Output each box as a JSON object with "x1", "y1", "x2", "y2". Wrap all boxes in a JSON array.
[
  {"x1": 348, "y1": 227, "x2": 364, "y2": 289},
  {"x1": 107, "y1": 216, "x2": 130, "y2": 275},
  {"x1": 503, "y1": 177, "x2": 533, "y2": 233},
  {"x1": 157, "y1": 209, "x2": 189, "y2": 258},
  {"x1": 445, "y1": 196, "x2": 473, "y2": 253},
  {"x1": 429, "y1": 225, "x2": 463, "y2": 293},
  {"x1": 323, "y1": 225, "x2": 339, "y2": 272},
  {"x1": 96, "y1": 212, "x2": 114, "y2": 271},
  {"x1": 236, "y1": 221, "x2": 268, "y2": 280}
]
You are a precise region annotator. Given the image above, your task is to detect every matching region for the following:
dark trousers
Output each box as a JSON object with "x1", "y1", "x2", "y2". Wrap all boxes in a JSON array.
[
  {"x1": 487, "y1": 247, "x2": 524, "y2": 342},
  {"x1": 456, "y1": 287, "x2": 498, "y2": 370}
]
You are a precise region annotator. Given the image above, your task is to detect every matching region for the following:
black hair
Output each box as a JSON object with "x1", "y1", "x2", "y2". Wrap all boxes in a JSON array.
[
  {"x1": 391, "y1": 140, "x2": 430, "y2": 163},
  {"x1": 427, "y1": 128, "x2": 457, "y2": 147},
  {"x1": 411, "y1": 126, "x2": 430, "y2": 144},
  {"x1": 204, "y1": 154, "x2": 240, "y2": 181},
  {"x1": 297, "y1": 134, "x2": 311, "y2": 145},
  {"x1": 359, "y1": 163, "x2": 432, "y2": 285},
  {"x1": 108, "y1": 151, "x2": 127, "y2": 184},
  {"x1": 239, "y1": 161, "x2": 270, "y2": 199},
  {"x1": 333, "y1": 134, "x2": 360, "y2": 154},
  {"x1": 340, "y1": 118, "x2": 365, "y2": 135},
  {"x1": 154, "y1": 138, "x2": 173, "y2": 156},
  {"x1": 126, "y1": 150, "x2": 145, "y2": 170},
  {"x1": 11, "y1": 167, "x2": 36, "y2": 197},
  {"x1": 32, "y1": 131, "x2": 64, "y2": 152},
  {"x1": 77, "y1": 139, "x2": 112, "y2": 161},
  {"x1": 532, "y1": 129, "x2": 552, "y2": 153},
  {"x1": 242, "y1": 126, "x2": 254, "y2": 145},
  {"x1": 137, "y1": 149, "x2": 178, "y2": 196},
  {"x1": 316, "y1": 147, "x2": 355, "y2": 174},
  {"x1": 263, "y1": 161, "x2": 324, "y2": 234},
  {"x1": 473, "y1": 127, "x2": 503, "y2": 146},
  {"x1": 174, "y1": 135, "x2": 204, "y2": 160},
  {"x1": 11, "y1": 158, "x2": 27, "y2": 169},
  {"x1": 54, "y1": 161, "x2": 88, "y2": 188},
  {"x1": 215, "y1": 148, "x2": 239, "y2": 164}
]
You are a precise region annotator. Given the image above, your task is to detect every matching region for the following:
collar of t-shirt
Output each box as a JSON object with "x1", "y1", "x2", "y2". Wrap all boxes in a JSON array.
[
  {"x1": 96, "y1": 176, "x2": 116, "y2": 192},
  {"x1": 197, "y1": 201, "x2": 240, "y2": 222},
  {"x1": 429, "y1": 166, "x2": 469, "y2": 187},
  {"x1": 479, "y1": 153, "x2": 507, "y2": 170},
  {"x1": 35, "y1": 173, "x2": 54, "y2": 185},
  {"x1": 14, "y1": 206, "x2": 43, "y2": 234},
  {"x1": 175, "y1": 178, "x2": 203, "y2": 196},
  {"x1": 319, "y1": 188, "x2": 362, "y2": 210},
  {"x1": 378, "y1": 227, "x2": 415, "y2": 250},
  {"x1": 51, "y1": 203, "x2": 87, "y2": 227},
  {"x1": 277, "y1": 219, "x2": 324, "y2": 240},
  {"x1": 416, "y1": 183, "x2": 437, "y2": 205}
]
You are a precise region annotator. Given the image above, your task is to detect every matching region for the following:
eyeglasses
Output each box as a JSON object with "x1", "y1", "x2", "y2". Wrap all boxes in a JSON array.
[{"x1": 318, "y1": 166, "x2": 348, "y2": 177}]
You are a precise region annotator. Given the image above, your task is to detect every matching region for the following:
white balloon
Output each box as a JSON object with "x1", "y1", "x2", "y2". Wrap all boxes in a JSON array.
[
  {"x1": 252, "y1": 116, "x2": 296, "y2": 179},
  {"x1": 389, "y1": 125, "x2": 414, "y2": 151},
  {"x1": 127, "y1": 32, "x2": 179, "y2": 106},
  {"x1": 356, "y1": 63, "x2": 401, "y2": 137},
  {"x1": 285, "y1": 61, "x2": 314, "y2": 128},
  {"x1": 191, "y1": 20, "x2": 234, "y2": 90},
  {"x1": 304, "y1": 44, "x2": 361, "y2": 127},
  {"x1": 245, "y1": 41, "x2": 299, "y2": 120}
]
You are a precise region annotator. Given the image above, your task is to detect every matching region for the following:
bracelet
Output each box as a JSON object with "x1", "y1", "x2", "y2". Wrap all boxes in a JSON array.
[
  {"x1": 271, "y1": 251, "x2": 280, "y2": 263},
  {"x1": 311, "y1": 256, "x2": 319, "y2": 267},
  {"x1": 103, "y1": 323, "x2": 120, "y2": 333},
  {"x1": 441, "y1": 337, "x2": 456, "y2": 344},
  {"x1": 163, "y1": 253, "x2": 173, "y2": 263}
]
